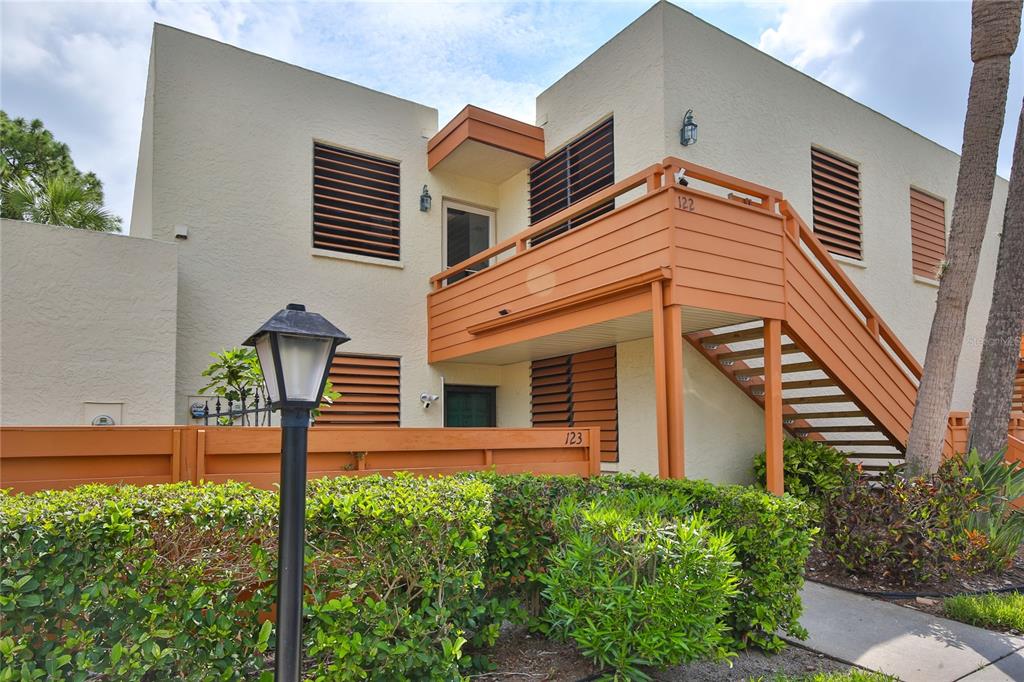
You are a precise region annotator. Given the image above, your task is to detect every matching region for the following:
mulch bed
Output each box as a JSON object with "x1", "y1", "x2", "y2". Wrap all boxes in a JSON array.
[
  {"x1": 803, "y1": 544, "x2": 1024, "y2": 598},
  {"x1": 475, "y1": 626, "x2": 853, "y2": 681}
]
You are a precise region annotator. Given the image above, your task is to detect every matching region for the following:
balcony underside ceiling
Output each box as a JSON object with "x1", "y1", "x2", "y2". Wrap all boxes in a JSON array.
[{"x1": 440, "y1": 306, "x2": 756, "y2": 366}]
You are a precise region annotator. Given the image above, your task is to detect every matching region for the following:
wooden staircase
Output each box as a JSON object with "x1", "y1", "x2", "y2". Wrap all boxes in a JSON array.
[{"x1": 686, "y1": 320, "x2": 907, "y2": 473}]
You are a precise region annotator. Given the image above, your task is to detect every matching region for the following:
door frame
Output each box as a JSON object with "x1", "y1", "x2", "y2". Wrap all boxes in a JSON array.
[
  {"x1": 441, "y1": 200, "x2": 497, "y2": 271},
  {"x1": 443, "y1": 384, "x2": 497, "y2": 427}
]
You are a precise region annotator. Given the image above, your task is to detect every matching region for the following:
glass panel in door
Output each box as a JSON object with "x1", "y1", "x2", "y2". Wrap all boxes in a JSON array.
[{"x1": 445, "y1": 203, "x2": 494, "y2": 283}]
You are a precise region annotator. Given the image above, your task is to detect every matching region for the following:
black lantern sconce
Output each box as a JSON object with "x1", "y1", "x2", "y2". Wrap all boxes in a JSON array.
[
  {"x1": 680, "y1": 109, "x2": 698, "y2": 147},
  {"x1": 420, "y1": 185, "x2": 432, "y2": 212}
]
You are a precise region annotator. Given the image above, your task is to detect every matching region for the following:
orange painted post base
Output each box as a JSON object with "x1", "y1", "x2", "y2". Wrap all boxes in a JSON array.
[
  {"x1": 652, "y1": 281, "x2": 685, "y2": 480},
  {"x1": 763, "y1": 319, "x2": 784, "y2": 495}
]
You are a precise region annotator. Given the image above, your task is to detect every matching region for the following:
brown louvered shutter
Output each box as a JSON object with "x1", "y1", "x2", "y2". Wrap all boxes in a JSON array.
[
  {"x1": 529, "y1": 117, "x2": 614, "y2": 244},
  {"x1": 910, "y1": 188, "x2": 946, "y2": 279},
  {"x1": 313, "y1": 142, "x2": 400, "y2": 261},
  {"x1": 316, "y1": 355, "x2": 400, "y2": 426},
  {"x1": 810, "y1": 147, "x2": 862, "y2": 260},
  {"x1": 531, "y1": 346, "x2": 618, "y2": 462}
]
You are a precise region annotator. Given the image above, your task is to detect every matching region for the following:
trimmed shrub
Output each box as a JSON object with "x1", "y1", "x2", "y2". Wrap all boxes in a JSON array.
[
  {"x1": 538, "y1": 493, "x2": 738, "y2": 680},
  {"x1": 820, "y1": 466, "x2": 986, "y2": 585},
  {"x1": 480, "y1": 473, "x2": 815, "y2": 651},
  {"x1": 753, "y1": 438, "x2": 856, "y2": 506},
  {"x1": 0, "y1": 475, "x2": 493, "y2": 681}
]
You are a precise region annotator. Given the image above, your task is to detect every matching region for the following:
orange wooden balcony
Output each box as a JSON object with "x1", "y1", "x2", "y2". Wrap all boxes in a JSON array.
[
  {"x1": 428, "y1": 159, "x2": 787, "y2": 364},
  {"x1": 428, "y1": 157, "x2": 952, "y2": 488}
]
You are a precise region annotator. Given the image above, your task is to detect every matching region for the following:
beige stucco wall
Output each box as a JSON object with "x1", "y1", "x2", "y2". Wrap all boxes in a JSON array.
[
  {"x1": 126, "y1": 7, "x2": 1007, "y2": 484},
  {"x1": 533, "y1": 2, "x2": 1006, "y2": 479},
  {"x1": 655, "y1": 3, "x2": 1003, "y2": 412},
  {"x1": 134, "y1": 25, "x2": 531, "y2": 426},
  {"x1": 0, "y1": 219, "x2": 178, "y2": 424},
  {"x1": 613, "y1": 337, "x2": 762, "y2": 484}
]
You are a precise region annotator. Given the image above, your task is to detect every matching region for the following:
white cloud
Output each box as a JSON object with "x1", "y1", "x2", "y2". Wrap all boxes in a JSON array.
[{"x1": 758, "y1": 0, "x2": 867, "y2": 94}]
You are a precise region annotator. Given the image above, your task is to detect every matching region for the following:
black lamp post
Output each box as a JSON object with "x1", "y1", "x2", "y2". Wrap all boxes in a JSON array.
[{"x1": 243, "y1": 303, "x2": 349, "y2": 682}]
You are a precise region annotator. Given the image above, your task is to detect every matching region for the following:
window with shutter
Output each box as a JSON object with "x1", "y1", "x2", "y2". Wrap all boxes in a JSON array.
[
  {"x1": 312, "y1": 142, "x2": 400, "y2": 261},
  {"x1": 529, "y1": 117, "x2": 614, "y2": 244},
  {"x1": 316, "y1": 355, "x2": 400, "y2": 426},
  {"x1": 810, "y1": 147, "x2": 862, "y2": 260},
  {"x1": 910, "y1": 188, "x2": 946, "y2": 280},
  {"x1": 531, "y1": 346, "x2": 618, "y2": 462}
]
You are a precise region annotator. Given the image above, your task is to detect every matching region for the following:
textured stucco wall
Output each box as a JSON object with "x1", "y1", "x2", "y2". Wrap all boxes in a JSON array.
[
  {"x1": 136, "y1": 25, "x2": 522, "y2": 425},
  {"x1": 656, "y1": 4, "x2": 1003, "y2": 412},
  {"x1": 0, "y1": 219, "x2": 177, "y2": 424},
  {"x1": 613, "y1": 337, "x2": 762, "y2": 483},
  {"x1": 534, "y1": 3, "x2": 1006, "y2": 481}
]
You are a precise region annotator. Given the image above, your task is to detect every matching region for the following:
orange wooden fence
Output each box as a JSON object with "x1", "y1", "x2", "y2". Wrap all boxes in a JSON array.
[
  {"x1": 0, "y1": 426, "x2": 601, "y2": 494},
  {"x1": 948, "y1": 411, "x2": 1024, "y2": 465}
]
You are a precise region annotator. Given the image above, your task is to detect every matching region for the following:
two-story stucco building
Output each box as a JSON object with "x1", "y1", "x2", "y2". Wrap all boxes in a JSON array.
[{"x1": 2, "y1": 2, "x2": 1009, "y2": 485}]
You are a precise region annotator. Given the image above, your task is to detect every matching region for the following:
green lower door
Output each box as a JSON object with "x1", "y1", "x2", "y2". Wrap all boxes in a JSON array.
[{"x1": 444, "y1": 386, "x2": 497, "y2": 427}]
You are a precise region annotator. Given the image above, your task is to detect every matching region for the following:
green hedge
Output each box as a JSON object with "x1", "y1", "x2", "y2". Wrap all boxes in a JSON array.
[
  {"x1": 0, "y1": 475, "x2": 493, "y2": 681},
  {"x1": 539, "y1": 493, "x2": 738, "y2": 679},
  {"x1": 482, "y1": 473, "x2": 815, "y2": 650},
  {"x1": 1, "y1": 472, "x2": 813, "y2": 679}
]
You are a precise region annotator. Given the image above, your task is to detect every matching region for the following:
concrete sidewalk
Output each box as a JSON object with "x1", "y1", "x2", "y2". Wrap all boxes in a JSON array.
[{"x1": 785, "y1": 581, "x2": 1024, "y2": 681}]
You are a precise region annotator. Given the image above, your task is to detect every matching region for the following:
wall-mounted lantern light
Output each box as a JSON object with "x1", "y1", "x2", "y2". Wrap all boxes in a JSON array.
[
  {"x1": 420, "y1": 185, "x2": 432, "y2": 212},
  {"x1": 680, "y1": 109, "x2": 698, "y2": 147},
  {"x1": 243, "y1": 303, "x2": 349, "y2": 682}
]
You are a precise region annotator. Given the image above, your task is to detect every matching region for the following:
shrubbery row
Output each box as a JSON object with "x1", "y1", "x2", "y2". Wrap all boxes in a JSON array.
[{"x1": 1, "y1": 473, "x2": 814, "y2": 680}]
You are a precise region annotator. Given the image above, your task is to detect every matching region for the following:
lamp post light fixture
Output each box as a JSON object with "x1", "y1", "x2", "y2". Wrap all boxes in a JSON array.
[
  {"x1": 243, "y1": 303, "x2": 349, "y2": 682},
  {"x1": 680, "y1": 109, "x2": 698, "y2": 147},
  {"x1": 420, "y1": 184, "x2": 432, "y2": 211}
]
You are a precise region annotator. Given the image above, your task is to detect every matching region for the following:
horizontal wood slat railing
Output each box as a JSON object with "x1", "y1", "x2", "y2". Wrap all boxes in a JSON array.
[
  {"x1": 0, "y1": 426, "x2": 602, "y2": 494},
  {"x1": 430, "y1": 156, "x2": 784, "y2": 289}
]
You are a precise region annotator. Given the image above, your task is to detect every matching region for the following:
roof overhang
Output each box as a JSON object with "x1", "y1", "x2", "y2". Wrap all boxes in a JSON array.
[{"x1": 427, "y1": 105, "x2": 545, "y2": 184}]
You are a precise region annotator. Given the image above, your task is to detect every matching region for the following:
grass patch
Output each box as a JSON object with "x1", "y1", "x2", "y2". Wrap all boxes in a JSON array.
[
  {"x1": 943, "y1": 592, "x2": 1024, "y2": 632},
  {"x1": 755, "y1": 671, "x2": 894, "y2": 681}
]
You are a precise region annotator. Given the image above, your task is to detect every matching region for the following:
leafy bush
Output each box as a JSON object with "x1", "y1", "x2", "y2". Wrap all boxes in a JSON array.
[
  {"x1": 820, "y1": 466, "x2": 988, "y2": 585},
  {"x1": 946, "y1": 450, "x2": 1024, "y2": 571},
  {"x1": 943, "y1": 592, "x2": 1024, "y2": 632},
  {"x1": 0, "y1": 475, "x2": 493, "y2": 681},
  {"x1": 753, "y1": 438, "x2": 856, "y2": 505},
  {"x1": 538, "y1": 493, "x2": 738, "y2": 680},
  {"x1": 481, "y1": 473, "x2": 815, "y2": 651}
]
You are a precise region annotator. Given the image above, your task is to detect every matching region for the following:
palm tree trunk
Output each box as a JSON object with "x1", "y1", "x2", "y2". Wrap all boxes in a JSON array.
[
  {"x1": 905, "y1": 0, "x2": 1022, "y2": 475},
  {"x1": 968, "y1": 98, "x2": 1024, "y2": 458}
]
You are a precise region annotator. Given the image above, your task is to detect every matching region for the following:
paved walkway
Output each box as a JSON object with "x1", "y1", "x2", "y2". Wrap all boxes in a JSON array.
[{"x1": 785, "y1": 581, "x2": 1024, "y2": 681}]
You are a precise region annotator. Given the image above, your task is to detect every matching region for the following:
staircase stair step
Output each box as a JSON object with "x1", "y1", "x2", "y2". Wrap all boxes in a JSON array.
[
  {"x1": 823, "y1": 439, "x2": 901, "y2": 447},
  {"x1": 738, "y1": 361, "x2": 820, "y2": 379},
  {"x1": 717, "y1": 343, "x2": 799, "y2": 362},
  {"x1": 787, "y1": 410, "x2": 865, "y2": 419},
  {"x1": 784, "y1": 394, "x2": 853, "y2": 405},
  {"x1": 700, "y1": 326, "x2": 767, "y2": 346},
  {"x1": 782, "y1": 378, "x2": 835, "y2": 390},
  {"x1": 842, "y1": 452, "x2": 910, "y2": 460},
  {"x1": 798, "y1": 425, "x2": 882, "y2": 433}
]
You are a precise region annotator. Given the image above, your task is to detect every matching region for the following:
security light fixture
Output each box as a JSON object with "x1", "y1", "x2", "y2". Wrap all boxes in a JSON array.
[
  {"x1": 243, "y1": 303, "x2": 349, "y2": 682},
  {"x1": 420, "y1": 185, "x2": 432, "y2": 212},
  {"x1": 680, "y1": 109, "x2": 698, "y2": 147}
]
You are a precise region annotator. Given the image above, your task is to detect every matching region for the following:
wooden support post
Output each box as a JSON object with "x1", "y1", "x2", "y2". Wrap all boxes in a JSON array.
[
  {"x1": 171, "y1": 429, "x2": 181, "y2": 483},
  {"x1": 763, "y1": 319, "x2": 784, "y2": 495},
  {"x1": 665, "y1": 303, "x2": 685, "y2": 479},
  {"x1": 196, "y1": 429, "x2": 207, "y2": 483},
  {"x1": 652, "y1": 282, "x2": 671, "y2": 479}
]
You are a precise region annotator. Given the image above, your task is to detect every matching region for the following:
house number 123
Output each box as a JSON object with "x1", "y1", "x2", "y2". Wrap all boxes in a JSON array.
[{"x1": 564, "y1": 431, "x2": 584, "y2": 445}]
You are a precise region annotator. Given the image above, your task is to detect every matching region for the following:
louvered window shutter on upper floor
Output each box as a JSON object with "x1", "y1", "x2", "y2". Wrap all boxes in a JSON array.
[
  {"x1": 910, "y1": 188, "x2": 946, "y2": 280},
  {"x1": 529, "y1": 117, "x2": 614, "y2": 244},
  {"x1": 313, "y1": 142, "x2": 400, "y2": 261},
  {"x1": 810, "y1": 147, "x2": 862, "y2": 260}
]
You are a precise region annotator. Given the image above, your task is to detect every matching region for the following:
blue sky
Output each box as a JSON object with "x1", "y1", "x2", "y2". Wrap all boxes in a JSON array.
[{"x1": 2, "y1": 1, "x2": 1022, "y2": 225}]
